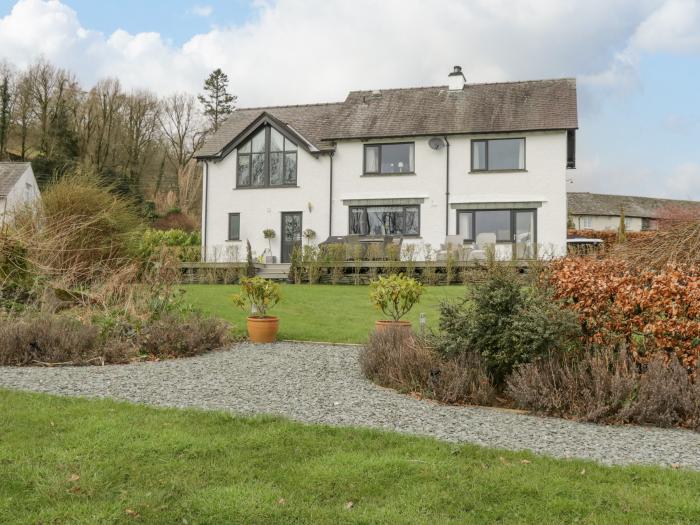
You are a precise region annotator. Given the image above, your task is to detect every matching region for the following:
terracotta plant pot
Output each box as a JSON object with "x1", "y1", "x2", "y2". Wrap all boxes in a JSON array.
[
  {"x1": 246, "y1": 316, "x2": 280, "y2": 343},
  {"x1": 374, "y1": 320, "x2": 412, "y2": 335}
]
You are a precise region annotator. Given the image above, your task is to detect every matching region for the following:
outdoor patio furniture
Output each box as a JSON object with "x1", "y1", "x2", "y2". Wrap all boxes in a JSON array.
[{"x1": 468, "y1": 233, "x2": 497, "y2": 261}]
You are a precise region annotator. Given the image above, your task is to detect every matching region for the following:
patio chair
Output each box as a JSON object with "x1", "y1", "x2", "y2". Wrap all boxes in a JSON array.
[
  {"x1": 436, "y1": 234, "x2": 465, "y2": 261},
  {"x1": 468, "y1": 233, "x2": 497, "y2": 261}
]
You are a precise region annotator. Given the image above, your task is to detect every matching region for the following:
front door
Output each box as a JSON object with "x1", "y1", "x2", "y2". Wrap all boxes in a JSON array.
[{"x1": 281, "y1": 212, "x2": 302, "y2": 263}]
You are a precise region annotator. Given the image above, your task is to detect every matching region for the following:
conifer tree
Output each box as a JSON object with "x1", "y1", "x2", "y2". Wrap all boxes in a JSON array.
[{"x1": 198, "y1": 68, "x2": 236, "y2": 132}]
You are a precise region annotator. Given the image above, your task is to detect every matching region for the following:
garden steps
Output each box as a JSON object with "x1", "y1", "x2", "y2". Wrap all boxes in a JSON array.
[{"x1": 256, "y1": 263, "x2": 291, "y2": 281}]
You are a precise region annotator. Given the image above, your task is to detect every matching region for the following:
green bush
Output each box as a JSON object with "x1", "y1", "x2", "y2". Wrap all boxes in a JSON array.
[
  {"x1": 369, "y1": 274, "x2": 424, "y2": 321},
  {"x1": 232, "y1": 276, "x2": 281, "y2": 317},
  {"x1": 437, "y1": 265, "x2": 581, "y2": 385},
  {"x1": 137, "y1": 228, "x2": 201, "y2": 262}
]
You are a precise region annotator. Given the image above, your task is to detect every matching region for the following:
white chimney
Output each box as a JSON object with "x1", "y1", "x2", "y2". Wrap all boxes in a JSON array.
[{"x1": 448, "y1": 65, "x2": 466, "y2": 90}]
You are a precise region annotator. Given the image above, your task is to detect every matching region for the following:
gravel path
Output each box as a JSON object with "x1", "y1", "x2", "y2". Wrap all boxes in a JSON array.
[{"x1": 2, "y1": 342, "x2": 699, "y2": 470}]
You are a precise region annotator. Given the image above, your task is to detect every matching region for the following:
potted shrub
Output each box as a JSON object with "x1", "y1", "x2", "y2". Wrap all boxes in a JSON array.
[
  {"x1": 303, "y1": 228, "x2": 316, "y2": 245},
  {"x1": 369, "y1": 274, "x2": 424, "y2": 333},
  {"x1": 263, "y1": 228, "x2": 276, "y2": 263},
  {"x1": 232, "y1": 276, "x2": 281, "y2": 343}
]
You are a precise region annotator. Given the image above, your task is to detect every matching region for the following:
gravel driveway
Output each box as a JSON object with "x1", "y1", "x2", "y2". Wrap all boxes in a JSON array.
[{"x1": 2, "y1": 342, "x2": 699, "y2": 470}]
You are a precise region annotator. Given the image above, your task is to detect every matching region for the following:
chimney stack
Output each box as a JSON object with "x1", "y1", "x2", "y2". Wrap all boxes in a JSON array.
[{"x1": 448, "y1": 65, "x2": 466, "y2": 90}]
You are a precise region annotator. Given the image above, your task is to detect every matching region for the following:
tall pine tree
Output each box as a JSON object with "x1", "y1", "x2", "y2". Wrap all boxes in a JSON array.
[{"x1": 198, "y1": 68, "x2": 236, "y2": 132}]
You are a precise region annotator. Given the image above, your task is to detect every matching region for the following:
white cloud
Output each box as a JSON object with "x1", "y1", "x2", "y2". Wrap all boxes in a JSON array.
[
  {"x1": 1, "y1": 0, "x2": 699, "y2": 199},
  {"x1": 632, "y1": 0, "x2": 700, "y2": 53},
  {"x1": 665, "y1": 162, "x2": 700, "y2": 198},
  {"x1": 190, "y1": 4, "x2": 213, "y2": 17},
  {"x1": 0, "y1": 0, "x2": 686, "y2": 104}
]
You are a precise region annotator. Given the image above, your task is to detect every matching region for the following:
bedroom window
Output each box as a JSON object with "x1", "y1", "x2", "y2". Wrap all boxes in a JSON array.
[
  {"x1": 237, "y1": 125, "x2": 298, "y2": 188},
  {"x1": 471, "y1": 138, "x2": 525, "y2": 171},
  {"x1": 349, "y1": 205, "x2": 420, "y2": 236},
  {"x1": 364, "y1": 143, "x2": 414, "y2": 174}
]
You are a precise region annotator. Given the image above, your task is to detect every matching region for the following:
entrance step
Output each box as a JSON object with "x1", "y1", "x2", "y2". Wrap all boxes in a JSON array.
[{"x1": 255, "y1": 263, "x2": 291, "y2": 281}]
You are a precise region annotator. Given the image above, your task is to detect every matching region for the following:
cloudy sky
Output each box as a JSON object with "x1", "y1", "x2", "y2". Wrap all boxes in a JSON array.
[{"x1": 0, "y1": 0, "x2": 699, "y2": 199}]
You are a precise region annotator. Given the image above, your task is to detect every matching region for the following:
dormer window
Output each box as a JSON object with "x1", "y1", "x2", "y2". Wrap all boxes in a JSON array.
[{"x1": 237, "y1": 126, "x2": 298, "y2": 188}]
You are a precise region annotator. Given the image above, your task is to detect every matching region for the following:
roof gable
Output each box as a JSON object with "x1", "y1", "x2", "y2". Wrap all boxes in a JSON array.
[
  {"x1": 216, "y1": 112, "x2": 322, "y2": 160},
  {"x1": 0, "y1": 162, "x2": 31, "y2": 196}
]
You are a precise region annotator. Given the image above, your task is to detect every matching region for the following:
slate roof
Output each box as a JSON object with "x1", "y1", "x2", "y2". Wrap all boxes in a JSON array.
[
  {"x1": 567, "y1": 192, "x2": 700, "y2": 219},
  {"x1": 0, "y1": 162, "x2": 31, "y2": 196},
  {"x1": 196, "y1": 78, "x2": 578, "y2": 158}
]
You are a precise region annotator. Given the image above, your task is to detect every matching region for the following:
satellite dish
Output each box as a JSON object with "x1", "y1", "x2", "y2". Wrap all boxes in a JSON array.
[{"x1": 429, "y1": 137, "x2": 444, "y2": 150}]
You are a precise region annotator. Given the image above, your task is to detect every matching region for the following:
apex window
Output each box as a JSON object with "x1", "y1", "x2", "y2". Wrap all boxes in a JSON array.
[
  {"x1": 237, "y1": 126, "x2": 298, "y2": 188},
  {"x1": 364, "y1": 143, "x2": 414, "y2": 175},
  {"x1": 349, "y1": 205, "x2": 420, "y2": 236},
  {"x1": 471, "y1": 138, "x2": 525, "y2": 172}
]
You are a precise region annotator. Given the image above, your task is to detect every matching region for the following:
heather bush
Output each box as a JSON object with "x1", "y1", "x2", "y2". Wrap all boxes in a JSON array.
[
  {"x1": 507, "y1": 348, "x2": 700, "y2": 430},
  {"x1": 0, "y1": 316, "x2": 105, "y2": 365},
  {"x1": 438, "y1": 263, "x2": 581, "y2": 384},
  {"x1": 622, "y1": 357, "x2": 699, "y2": 429},
  {"x1": 137, "y1": 313, "x2": 232, "y2": 358},
  {"x1": 360, "y1": 328, "x2": 495, "y2": 405}
]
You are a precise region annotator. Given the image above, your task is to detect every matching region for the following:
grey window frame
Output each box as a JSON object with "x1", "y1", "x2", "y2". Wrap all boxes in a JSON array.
[
  {"x1": 227, "y1": 213, "x2": 241, "y2": 241},
  {"x1": 362, "y1": 142, "x2": 415, "y2": 175},
  {"x1": 456, "y1": 208, "x2": 537, "y2": 244},
  {"x1": 566, "y1": 129, "x2": 576, "y2": 169},
  {"x1": 470, "y1": 137, "x2": 526, "y2": 172},
  {"x1": 236, "y1": 125, "x2": 298, "y2": 188},
  {"x1": 348, "y1": 204, "x2": 420, "y2": 236}
]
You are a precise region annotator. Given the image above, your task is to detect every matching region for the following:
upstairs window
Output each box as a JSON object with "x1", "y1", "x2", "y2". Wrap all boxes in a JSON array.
[
  {"x1": 364, "y1": 143, "x2": 414, "y2": 174},
  {"x1": 237, "y1": 126, "x2": 298, "y2": 188},
  {"x1": 471, "y1": 138, "x2": 525, "y2": 171}
]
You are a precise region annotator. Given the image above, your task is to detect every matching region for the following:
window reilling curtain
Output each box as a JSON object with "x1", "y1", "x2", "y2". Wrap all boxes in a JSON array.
[{"x1": 365, "y1": 147, "x2": 379, "y2": 172}]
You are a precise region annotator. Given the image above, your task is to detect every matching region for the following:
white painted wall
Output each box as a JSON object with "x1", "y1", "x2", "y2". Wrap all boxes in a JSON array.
[
  {"x1": 203, "y1": 130, "x2": 569, "y2": 260},
  {"x1": 203, "y1": 145, "x2": 330, "y2": 261},
  {"x1": 0, "y1": 165, "x2": 39, "y2": 224},
  {"x1": 332, "y1": 131, "x2": 568, "y2": 258},
  {"x1": 571, "y1": 214, "x2": 646, "y2": 232}
]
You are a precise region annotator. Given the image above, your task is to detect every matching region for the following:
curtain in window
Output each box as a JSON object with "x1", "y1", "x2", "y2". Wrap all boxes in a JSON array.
[
  {"x1": 349, "y1": 208, "x2": 368, "y2": 235},
  {"x1": 365, "y1": 146, "x2": 379, "y2": 173}
]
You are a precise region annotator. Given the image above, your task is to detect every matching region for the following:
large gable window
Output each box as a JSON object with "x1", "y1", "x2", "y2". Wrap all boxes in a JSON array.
[
  {"x1": 237, "y1": 125, "x2": 298, "y2": 188},
  {"x1": 471, "y1": 138, "x2": 525, "y2": 172},
  {"x1": 364, "y1": 143, "x2": 414, "y2": 175},
  {"x1": 349, "y1": 205, "x2": 420, "y2": 236}
]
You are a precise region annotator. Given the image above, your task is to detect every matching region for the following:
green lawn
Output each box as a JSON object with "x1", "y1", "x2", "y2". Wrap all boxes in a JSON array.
[
  {"x1": 182, "y1": 283, "x2": 466, "y2": 343},
  {"x1": 1, "y1": 390, "x2": 699, "y2": 524}
]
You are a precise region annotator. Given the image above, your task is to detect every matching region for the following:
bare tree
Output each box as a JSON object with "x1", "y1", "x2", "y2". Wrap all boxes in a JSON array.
[{"x1": 159, "y1": 92, "x2": 205, "y2": 171}]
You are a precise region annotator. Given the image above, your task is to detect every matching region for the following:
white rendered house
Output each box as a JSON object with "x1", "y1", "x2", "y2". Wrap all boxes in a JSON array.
[
  {"x1": 196, "y1": 67, "x2": 578, "y2": 262},
  {"x1": 0, "y1": 162, "x2": 40, "y2": 224}
]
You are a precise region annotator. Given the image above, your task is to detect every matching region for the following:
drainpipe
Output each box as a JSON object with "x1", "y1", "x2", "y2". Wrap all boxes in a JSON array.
[
  {"x1": 328, "y1": 150, "x2": 335, "y2": 238},
  {"x1": 202, "y1": 160, "x2": 209, "y2": 262},
  {"x1": 444, "y1": 136, "x2": 450, "y2": 235}
]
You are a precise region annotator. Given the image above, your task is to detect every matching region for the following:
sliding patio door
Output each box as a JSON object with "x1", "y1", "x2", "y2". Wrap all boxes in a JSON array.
[{"x1": 514, "y1": 210, "x2": 536, "y2": 259}]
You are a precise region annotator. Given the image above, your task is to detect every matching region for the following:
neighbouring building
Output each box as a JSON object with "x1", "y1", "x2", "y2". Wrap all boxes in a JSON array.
[
  {"x1": 0, "y1": 162, "x2": 40, "y2": 224},
  {"x1": 196, "y1": 66, "x2": 578, "y2": 262},
  {"x1": 567, "y1": 192, "x2": 700, "y2": 232}
]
